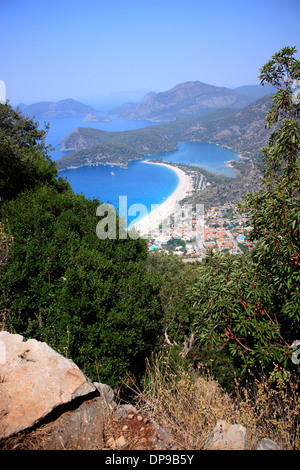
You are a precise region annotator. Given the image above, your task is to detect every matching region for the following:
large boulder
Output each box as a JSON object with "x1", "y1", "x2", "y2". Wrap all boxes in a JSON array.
[
  {"x1": 203, "y1": 420, "x2": 247, "y2": 450},
  {"x1": 39, "y1": 384, "x2": 115, "y2": 450},
  {"x1": 257, "y1": 438, "x2": 281, "y2": 450},
  {"x1": 0, "y1": 331, "x2": 97, "y2": 439}
]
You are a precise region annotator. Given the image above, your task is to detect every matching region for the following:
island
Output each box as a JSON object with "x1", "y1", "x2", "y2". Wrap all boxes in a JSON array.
[
  {"x1": 83, "y1": 113, "x2": 112, "y2": 122},
  {"x1": 18, "y1": 98, "x2": 97, "y2": 119}
]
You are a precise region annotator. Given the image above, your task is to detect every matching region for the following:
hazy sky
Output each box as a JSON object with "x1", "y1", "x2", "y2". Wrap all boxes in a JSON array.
[{"x1": 1, "y1": 0, "x2": 299, "y2": 105}]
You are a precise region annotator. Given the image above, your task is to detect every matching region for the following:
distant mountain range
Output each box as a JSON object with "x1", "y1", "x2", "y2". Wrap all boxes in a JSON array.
[
  {"x1": 16, "y1": 81, "x2": 276, "y2": 122},
  {"x1": 18, "y1": 99, "x2": 96, "y2": 118},
  {"x1": 232, "y1": 82, "x2": 276, "y2": 99},
  {"x1": 108, "y1": 81, "x2": 275, "y2": 122}
]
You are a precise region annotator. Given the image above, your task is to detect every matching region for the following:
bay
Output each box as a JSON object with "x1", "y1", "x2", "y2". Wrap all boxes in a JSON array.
[
  {"x1": 43, "y1": 113, "x2": 240, "y2": 226},
  {"x1": 45, "y1": 112, "x2": 178, "y2": 226},
  {"x1": 59, "y1": 161, "x2": 179, "y2": 227},
  {"x1": 153, "y1": 142, "x2": 239, "y2": 178}
]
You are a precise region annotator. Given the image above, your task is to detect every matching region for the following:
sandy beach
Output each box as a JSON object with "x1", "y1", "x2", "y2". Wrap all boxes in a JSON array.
[{"x1": 131, "y1": 161, "x2": 193, "y2": 237}]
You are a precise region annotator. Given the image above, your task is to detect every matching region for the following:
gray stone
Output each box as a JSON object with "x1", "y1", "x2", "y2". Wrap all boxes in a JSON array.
[
  {"x1": 41, "y1": 394, "x2": 112, "y2": 450},
  {"x1": 204, "y1": 420, "x2": 247, "y2": 450},
  {"x1": 116, "y1": 404, "x2": 137, "y2": 419},
  {"x1": 94, "y1": 382, "x2": 115, "y2": 407},
  {"x1": 257, "y1": 438, "x2": 281, "y2": 450}
]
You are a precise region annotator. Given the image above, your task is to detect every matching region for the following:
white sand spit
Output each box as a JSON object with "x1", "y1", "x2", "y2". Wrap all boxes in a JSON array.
[{"x1": 131, "y1": 161, "x2": 193, "y2": 237}]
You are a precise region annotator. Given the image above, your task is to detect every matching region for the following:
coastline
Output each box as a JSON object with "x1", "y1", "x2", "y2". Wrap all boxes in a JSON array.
[
  {"x1": 131, "y1": 161, "x2": 193, "y2": 237},
  {"x1": 57, "y1": 161, "x2": 128, "y2": 171},
  {"x1": 225, "y1": 152, "x2": 251, "y2": 176}
]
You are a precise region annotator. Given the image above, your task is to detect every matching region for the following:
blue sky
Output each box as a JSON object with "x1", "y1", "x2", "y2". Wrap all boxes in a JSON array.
[{"x1": 1, "y1": 0, "x2": 299, "y2": 105}]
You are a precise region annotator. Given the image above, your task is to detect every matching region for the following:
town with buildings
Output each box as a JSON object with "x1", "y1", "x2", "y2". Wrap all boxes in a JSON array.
[{"x1": 147, "y1": 203, "x2": 255, "y2": 262}]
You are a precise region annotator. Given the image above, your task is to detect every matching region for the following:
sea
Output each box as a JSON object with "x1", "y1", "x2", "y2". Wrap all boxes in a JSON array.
[{"x1": 42, "y1": 105, "x2": 240, "y2": 226}]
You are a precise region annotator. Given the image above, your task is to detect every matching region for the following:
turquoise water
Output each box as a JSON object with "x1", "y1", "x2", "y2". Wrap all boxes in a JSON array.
[
  {"x1": 43, "y1": 114, "x2": 240, "y2": 225},
  {"x1": 153, "y1": 142, "x2": 238, "y2": 178},
  {"x1": 59, "y1": 160, "x2": 179, "y2": 226}
]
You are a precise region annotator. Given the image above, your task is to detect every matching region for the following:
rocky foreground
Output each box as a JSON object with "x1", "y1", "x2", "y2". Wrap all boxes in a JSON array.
[{"x1": 0, "y1": 331, "x2": 281, "y2": 450}]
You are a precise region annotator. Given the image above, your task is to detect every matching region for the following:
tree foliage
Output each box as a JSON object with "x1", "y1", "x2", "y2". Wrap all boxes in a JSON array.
[
  {"x1": 0, "y1": 101, "x2": 68, "y2": 200},
  {"x1": 0, "y1": 102, "x2": 163, "y2": 386},
  {"x1": 242, "y1": 46, "x2": 300, "y2": 338},
  {"x1": 145, "y1": 251, "x2": 199, "y2": 346},
  {"x1": 1, "y1": 184, "x2": 163, "y2": 385},
  {"x1": 188, "y1": 47, "x2": 300, "y2": 382}
]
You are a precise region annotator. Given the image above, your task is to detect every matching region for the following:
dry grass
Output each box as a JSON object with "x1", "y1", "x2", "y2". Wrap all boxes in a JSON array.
[
  {"x1": 0, "y1": 425, "x2": 52, "y2": 450},
  {"x1": 130, "y1": 349, "x2": 300, "y2": 450},
  {"x1": 1, "y1": 345, "x2": 299, "y2": 450},
  {"x1": 233, "y1": 366, "x2": 300, "y2": 450}
]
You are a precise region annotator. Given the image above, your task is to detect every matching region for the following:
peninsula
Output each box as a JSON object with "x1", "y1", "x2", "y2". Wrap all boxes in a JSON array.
[
  {"x1": 83, "y1": 113, "x2": 111, "y2": 122},
  {"x1": 56, "y1": 93, "x2": 273, "y2": 171}
]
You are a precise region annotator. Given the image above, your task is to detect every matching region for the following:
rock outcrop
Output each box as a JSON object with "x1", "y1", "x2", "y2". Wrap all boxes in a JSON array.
[
  {"x1": 36, "y1": 384, "x2": 115, "y2": 450},
  {"x1": 0, "y1": 331, "x2": 96, "y2": 439},
  {"x1": 257, "y1": 438, "x2": 282, "y2": 450},
  {"x1": 0, "y1": 332, "x2": 282, "y2": 450},
  {"x1": 0, "y1": 332, "x2": 175, "y2": 450}
]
